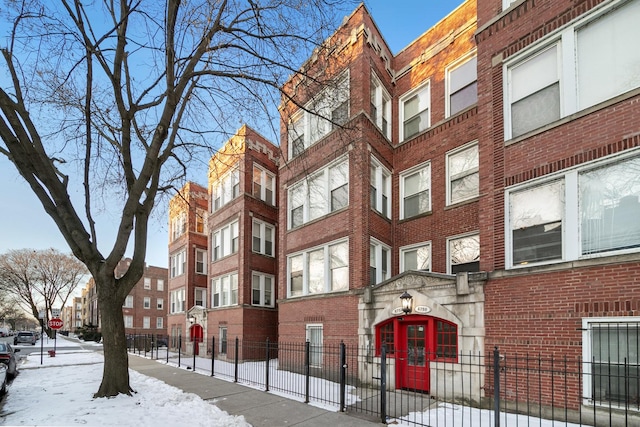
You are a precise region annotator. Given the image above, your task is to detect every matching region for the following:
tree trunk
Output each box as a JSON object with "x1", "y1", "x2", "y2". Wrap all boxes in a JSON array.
[{"x1": 94, "y1": 276, "x2": 132, "y2": 398}]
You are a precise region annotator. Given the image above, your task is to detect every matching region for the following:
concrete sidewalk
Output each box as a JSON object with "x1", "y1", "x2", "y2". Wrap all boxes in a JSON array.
[{"x1": 128, "y1": 354, "x2": 382, "y2": 427}]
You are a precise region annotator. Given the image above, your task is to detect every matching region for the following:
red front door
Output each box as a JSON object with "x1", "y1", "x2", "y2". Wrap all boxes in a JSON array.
[
  {"x1": 400, "y1": 322, "x2": 430, "y2": 392},
  {"x1": 190, "y1": 324, "x2": 203, "y2": 355}
]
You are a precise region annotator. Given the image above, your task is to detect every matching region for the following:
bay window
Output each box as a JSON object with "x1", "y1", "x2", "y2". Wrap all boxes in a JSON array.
[
  {"x1": 211, "y1": 272, "x2": 238, "y2": 308},
  {"x1": 212, "y1": 220, "x2": 239, "y2": 261},
  {"x1": 370, "y1": 72, "x2": 391, "y2": 138},
  {"x1": 370, "y1": 157, "x2": 391, "y2": 218},
  {"x1": 252, "y1": 272, "x2": 274, "y2": 307},
  {"x1": 252, "y1": 219, "x2": 275, "y2": 256},
  {"x1": 370, "y1": 239, "x2": 391, "y2": 285},
  {"x1": 211, "y1": 167, "x2": 240, "y2": 211},
  {"x1": 287, "y1": 240, "x2": 349, "y2": 297}
]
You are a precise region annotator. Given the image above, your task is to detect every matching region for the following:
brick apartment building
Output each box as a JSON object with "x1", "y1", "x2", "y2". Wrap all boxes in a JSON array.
[
  {"x1": 78, "y1": 259, "x2": 168, "y2": 336},
  {"x1": 167, "y1": 0, "x2": 640, "y2": 413}
]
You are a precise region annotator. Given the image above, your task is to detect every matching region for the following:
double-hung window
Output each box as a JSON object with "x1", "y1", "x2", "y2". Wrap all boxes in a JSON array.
[
  {"x1": 124, "y1": 315, "x2": 133, "y2": 328},
  {"x1": 447, "y1": 142, "x2": 479, "y2": 205},
  {"x1": 212, "y1": 221, "x2": 239, "y2": 261},
  {"x1": 253, "y1": 164, "x2": 276, "y2": 205},
  {"x1": 306, "y1": 324, "x2": 323, "y2": 368},
  {"x1": 195, "y1": 249, "x2": 207, "y2": 274},
  {"x1": 196, "y1": 209, "x2": 206, "y2": 234},
  {"x1": 252, "y1": 219, "x2": 275, "y2": 256},
  {"x1": 195, "y1": 288, "x2": 206, "y2": 307},
  {"x1": 157, "y1": 298, "x2": 164, "y2": 310},
  {"x1": 288, "y1": 158, "x2": 349, "y2": 228},
  {"x1": 505, "y1": 0, "x2": 640, "y2": 139},
  {"x1": 446, "y1": 53, "x2": 477, "y2": 117},
  {"x1": 170, "y1": 250, "x2": 186, "y2": 277},
  {"x1": 400, "y1": 81, "x2": 430, "y2": 142},
  {"x1": 400, "y1": 242, "x2": 431, "y2": 273},
  {"x1": 507, "y1": 152, "x2": 640, "y2": 268},
  {"x1": 156, "y1": 317, "x2": 163, "y2": 328},
  {"x1": 370, "y1": 72, "x2": 391, "y2": 138},
  {"x1": 171, "y1": 211, "x2": 187, "y2": 241},
  {"x1": 170, "y1": 288, "x2": 185, "y2": 314},
  {"x1": 289, "y1": 113, "x2": 305, "y2": 158},
  {"x1": 211, "y1": 167, "x2": 240, "y2": 211},
  {"x1": 143, "y1": 297, "x2": 151, "y2": 309},
  {"x1": 143, "y1": 317, "x2": 150, "y2": 329},
  {"x1": 287, "y1": 240, "x2": 349, "y2": 297},
  {"x1": 123, "y1": 295, "x2": 134, "y2": 308},
  {"x1": 211, "y1": 273, "x2": 238, "y2": 308},
  {"x1": 252, "y1": 272, "x2": 274, "y2": 307},
  {"x1": 143, "y1": 278, "x2": 151, "y2": 289},
  {"x1": 401, "y1": 162, "x2": 431, "y2": 219},
  {"x1": 370, "y1": 157, "x2": 391, "y2": 218},
  {"x1": 448, "y1": 233, "x2": 480, "y2": 274},
  {"x1": 370, "y1": 239, "x2": 391, "y2": 285}
]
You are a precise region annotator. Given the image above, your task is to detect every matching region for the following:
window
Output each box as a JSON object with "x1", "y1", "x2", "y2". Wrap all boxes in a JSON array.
[
  {"x1": 253, "y1": 164, "x2": 276, "y2": 205},
  {"x1": 507, "y1": 152, "x2": 640, "y2": 268},
  {"x1": 447, "y1": 53, "x2": 477, "y2": 117},
  {"x1": 195, "y1": 249, "x2": 207, "y2": 274},
  {"x1": 370, "y1": 239, "x2": 391, "y2": 285},
  {"x1": 143, "y1": 278, "x2": 151, "y2": 290},
  {"x1": 449, "y1": 234, "x2": 480, "y2": 274},
  {"x1": 252, "y1": 272, "x2": 275, "y2": 307},
  {"x1": 370, "y1": 157, "x2": 391, "y2": 219},
  {"x1": 400, "y1": 81, "x2": 430, "y2": 141},
  {"x1": 436, "y1": 320, "x2": 458, "y2": 360},
  {"x1": 583, "y1": 318, "x2": 640, "y2": 407},
  {"x1": 157, "y1": 279, "x2": 164, "y2": 291},
  {"x1": 306, "y1": 324, "x2": 323, "y2": 368},
  {"x1": 157, "y1": 298, "x2": 164, "y2": 310},
  {"x1": 370, "y1": 72, "x2": 391, "y2": 138},
  {"x1": 211, "y1": 272, "x2": 238, "y2": 308},
  {"x1": 195, "y1": 288, "x2": 206, "y2": 307},
  {"x1": 171, "y1": 211, "x2": 187, "y2": 241},
  {"x1": 252, "y1": 220, "x2": 275, "y2": 256},
  {"x1": 196, "y1": 209, "x2": 206, "y2": 234},
  {"x1": 143, "y1": 297, "x2": 151, "y2": 309},
  {"x1": 447, "y1": 142, "x2": 479, "y2": 205},
  {"x1": 142, "y1": 316, "x2": 150, "y2": 329},
  {"x1": 170, "y1": 250, "x2": 186, "y2": 277},
  {"x1": 288, "y1": 158, "x2": 349, "y2": 228},
  {"x1": 287, "y1": 71, "x2": 350, "y2": 158},
  {"x1": 123, "y1": 295, "x2": 134, "y2": 308},
  {"x1": 212, "y1": 221, "x2": 239, "y2": 261},
  {"x1": 505, "y1": 0, "x2": 640, "y2": 139},
  {"x1": 378, "y1": 321, "x2": 395, "y2": 354},
  {"x1": 170, "y1": 288, "x2": 186, "y2": 313},
  {"x1": 287, "y1": 240, "x2": 349, "y2": 297},
  {"x1": 400, "y1": 242, "x2": 431, "y2": 273},
  {"x1": 211, "y1": 167, "x2": 240, "y2": 211},
  {"x1": 156, "y1": 317, "x2": 163, "y2": 329},
  {"x1": 401, "y1": 163, "x2": 431, "y2": 219},
  {"x1": 124, "y1": 315, "x2": 133, "y2": 328},
  {"x1": 219, "y1": 327, "x2": 228, "y2": 354}
]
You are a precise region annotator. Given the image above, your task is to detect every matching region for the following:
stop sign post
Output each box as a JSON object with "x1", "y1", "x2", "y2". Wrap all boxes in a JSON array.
[{"x1": 48, "y1": 318, "x2": 63, "y2": 330}]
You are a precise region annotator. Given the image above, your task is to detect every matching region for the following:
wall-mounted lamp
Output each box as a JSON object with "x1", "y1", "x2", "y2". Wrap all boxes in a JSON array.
[
  {"x1": 400, "y1": 291, "x2": 413, "y2": 315},
  {"x1": 188, "y1": 316, "x2": 196, "y2": 324}
]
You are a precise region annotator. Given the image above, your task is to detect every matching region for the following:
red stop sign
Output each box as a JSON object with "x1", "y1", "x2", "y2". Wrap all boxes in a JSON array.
[{"x1": 48, "y1": 318, "x2": 63, "y2": 330}]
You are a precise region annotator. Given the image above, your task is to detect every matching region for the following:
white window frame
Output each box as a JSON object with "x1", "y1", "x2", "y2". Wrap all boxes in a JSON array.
[
  {"x1": 370, "y1": 238, "x2": 391, "y2": 285},
  {"x1": 171, "y1": 211, "x2": 187, "y2": 241},
  {"x1": 252, "y1": 219, "x2": 275, "y2": 256},
  {"x1": 447, "y1": 232, "x2": 481, "y2": 274},
  {"x1": 170, "y1": 288, "x2": 186, "y2": 314},
  {"x1": 251, "y1": 272, "x2": 275, "y2": 307},
  {"x1": 505, "y1": 150, "x2": 640, "y2": 268},
  {"x1": 400, "y1": 161, "x2": 431, "y2": 220},
  {"x1": 211, "y1": 272, "x2": 239, "y2": 308},
  {"x1": 157, "y1": 279, "x2": 164, "y2": 291},
  {"x1": 195, "y1": 249, "x2": 207, "y2": 274},
  {"x1": 196, "y1": 208, "x2": 206, "y2": 234},
  {"x1": 504, "y1": 0, "x2": 640, "y2": 140},
  {"x1": 170, "y1": 250, "x2": 186, "y2": 278},
  {"x1": 400, "y1": 242, "x2": 432, "y2": 273},
  {"x1": 582, "y1": 316, "x2": 640, "y2": 407},
  {"x1": 370, "y1": 71, "x2": 391, "y2": 139},
  {"x1": 446, "y1": 51, "x2": 478, "y2": 118},
  {"x1": 195, "y1": 287, "x2": 207, "y2": 308},
  {"x1": 156, "y1": 317, "x2": 163, "y2": 329},
  {"x1": 212, "y1": 220, "x2": 239, "y2": 261},
  {"x1": 211, "y1": 166, "x2": 240, "y2": 211},
  {"x1": 306, "y1": 324, "x2": 324, "y2": 368},
  {"x1": 143, "y1": 296, "x2": 151, "y2": 309},
  {"x1": 287, "y1": 157, "x2": 349, "y2": 229},
  {"x1": 370, "y1": 156, "x2": 391, "y2": 219},
  {"x1": 399, "y1": 80, "x2": 430, "y2": 142},
  {"x1": 253, "y1": 163, "x2": 276, "y2": 205},
  {"x1": 287, "y1": 239, "x2": 349, "y2": 297},
  {"x1": 157, "y1": 298, "x2": 164, "y2": 310},
  {"x1": 123, "y1": 295, "x2": 134, "y2": 308},
  {"x1": 124, "y1": 315, "x2": 133, "y2": 328},
  {"x1": 143, "y1": 277, "x2": 151, "y2": 290},
  {"x1": 446, "y1": 141, "x2": 479, "y2": 206},
  {"x1": 142, "y1": 316, "x2": 150, "y2": 329}
]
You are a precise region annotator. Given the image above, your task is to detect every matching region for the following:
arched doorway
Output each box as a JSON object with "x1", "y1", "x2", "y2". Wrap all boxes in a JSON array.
[
  {"x1": 190, "y1": 323, "x2": 203, "y2": 355},
  {"x1": 376, "y1": 315, "x2": 458, "y2": 392}
]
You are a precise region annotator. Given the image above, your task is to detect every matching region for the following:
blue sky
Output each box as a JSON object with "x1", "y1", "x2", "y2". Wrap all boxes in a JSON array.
[{"x1": 0, "y1": 1, "x2": 465, "y2": 268}]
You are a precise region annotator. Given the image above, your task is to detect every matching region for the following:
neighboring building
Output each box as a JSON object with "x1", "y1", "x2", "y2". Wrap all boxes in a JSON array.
[
  {"x1": 167, "y1": 182, "x2": 209, "y2": 351},
  {"x1": 60, "y1": 297, "x2": 82, "y2": 333}
]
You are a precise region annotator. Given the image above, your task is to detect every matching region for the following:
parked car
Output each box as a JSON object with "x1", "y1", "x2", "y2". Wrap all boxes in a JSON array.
[
  {"x1": 0, "y1": 363, "x2": 7, "y2": 396},
  {"x1": 0, "y1": 342, "x2": 19, "y2": 378},
  {"x1": 13, "y1": 331, "x2": 36, "y2": 346}
]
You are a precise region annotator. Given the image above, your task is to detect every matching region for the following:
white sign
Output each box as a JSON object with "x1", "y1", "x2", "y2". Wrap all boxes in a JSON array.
[
  {"x1": 51, "y1": 308, "x2": 61, "y2": 317},
  {"x1": 415, "y1": 306, "x2": 431, "y2": 314},
  {"x1": 38, "y1": 310, "x2": 45, "y2": 320}
]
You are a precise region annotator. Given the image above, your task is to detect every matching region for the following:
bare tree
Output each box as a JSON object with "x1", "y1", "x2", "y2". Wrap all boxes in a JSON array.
[
  {"x1": 0, "y1": 0, "x2": 355, "y2": 397},
  {"x1": 0, "y1": 248, "x2": 87, "y2": 335}
]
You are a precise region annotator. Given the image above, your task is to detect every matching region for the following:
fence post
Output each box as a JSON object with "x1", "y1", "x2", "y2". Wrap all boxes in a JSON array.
[
  {"x1": 192, "y1": 339, "x2": 197, "y2": 372},
  {"x1": 211, "y1": 336, "x2": 215, "y2": 377},
  {"x1": 234, "y1": 337, "x2": 239, "y2": 383},
  {"x1": 265, "y1": 338, "x2": 270, "y2": 392},
  {"x1": 178, "y1": 335, "x2": 182, "y2": 367},
  {"x1": 305, "y1": 340, "x2": 310, "y2": 404},
  {"x1": 493, "y1": 346, "x2": 500, "y2": 427},
  {"x1": 380, "y1": 344, "x2": 387, "y2": 424},
  {"x1": 166, "y1": 335, "x2": 169, "y2": 363},
  {"x1": 339, "y1": 341, "x2": 346, "y2": 412}
]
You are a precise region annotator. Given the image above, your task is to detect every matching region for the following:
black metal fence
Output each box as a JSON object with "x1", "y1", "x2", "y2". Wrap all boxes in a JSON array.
[{"x1": 126, "y1": 335, "x2": 640, "y2": 426}]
